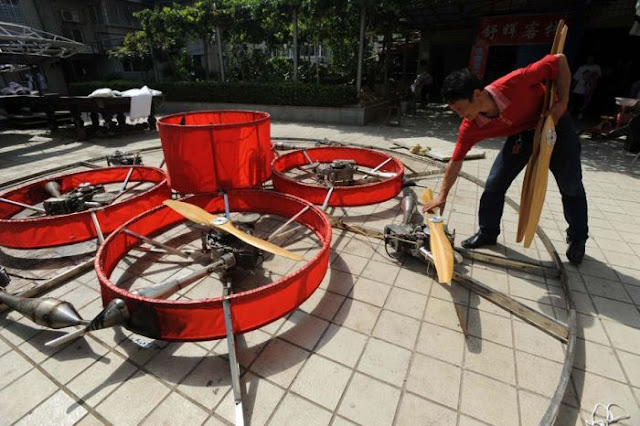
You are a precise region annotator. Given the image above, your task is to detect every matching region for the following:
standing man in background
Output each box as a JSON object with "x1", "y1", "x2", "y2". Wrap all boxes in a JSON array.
[{"x1": 571, "y1": 55, "x2": 602, "y2": 120}]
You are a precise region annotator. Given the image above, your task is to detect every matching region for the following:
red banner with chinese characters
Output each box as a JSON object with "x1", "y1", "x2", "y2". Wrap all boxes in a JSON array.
[
  {"x1": 469, "y1": 13, "x2": 570, "y2": 78},
  {"x1": 477, "y1": 13, "x2": 569, "y2": 45}
]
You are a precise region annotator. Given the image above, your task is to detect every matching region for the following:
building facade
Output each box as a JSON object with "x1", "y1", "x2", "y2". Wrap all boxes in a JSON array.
[{"x1": 1, "y1": 0, "x2": 150, "y2": 93}]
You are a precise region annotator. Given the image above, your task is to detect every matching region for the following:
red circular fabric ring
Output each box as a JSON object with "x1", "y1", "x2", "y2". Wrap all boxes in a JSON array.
[
  {"x1": 271, "y1": 146, "x2": 404, "y2": 206},
  {"x1": 95, "y1": 190, "x2": 332, "y2": 341},
  {"x1": 0, "y1": 166, "x2": 170, "y2": 249}
]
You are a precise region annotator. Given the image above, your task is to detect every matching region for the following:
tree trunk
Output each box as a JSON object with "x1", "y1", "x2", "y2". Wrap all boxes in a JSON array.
[
  {"x1": 316, "y1": 42, "x2": 320, "y2": 84},
  {"x1": 356, "y1": 4, "x2": 365, "y2": 95},
  {"x1": 402, "y1": 33, "x2": 408, "y2": 86},
  {"x1": 148, "y1": 37, "x2": 160, "y2": 82},
  {"x1": 216, "y1": 27, "x2": 225, "y2": 82},
  {"x1": 292, "y1": 9, "x2": 298, "y2": 82},
  {"x1": 383, "y1": 19, "x2": 392, "y2": 91},
  {"x1": 203, "y1": 37, "x2": 211, "y2": 80}
]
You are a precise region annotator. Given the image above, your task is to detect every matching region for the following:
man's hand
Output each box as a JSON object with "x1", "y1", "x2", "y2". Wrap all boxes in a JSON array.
[
  {"x1": 422, "y1": 196, "x2": 446, "y2": 215},
  {"x1": 547, "y1": 100, "x2": 568, "y2": 124}
]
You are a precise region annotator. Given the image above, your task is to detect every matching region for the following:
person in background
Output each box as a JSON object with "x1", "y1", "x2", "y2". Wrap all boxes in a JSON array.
[
  {"x1": 571, "y1": 55, "x2": 601, "y2": 120},
  {"x1": 24, "y1": 72, "x2": 34, "y2": 91},
  {"x1": 422, "y1": 54, "x2": 589, "y2": 264},
  {"x1": 411, "y1": 62, "x2": 433, "y2": 108},
  {"x1": 37, "y1": 72, "x2": 48, "y2": 92}
]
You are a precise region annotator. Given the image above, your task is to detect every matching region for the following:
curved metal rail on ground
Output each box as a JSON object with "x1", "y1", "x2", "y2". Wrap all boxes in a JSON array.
[
  {"x1": 273, "y1": 136, "x2": 576, "y2": 426},
  {"x1": 0, "y1": 139, "x2": 576, "y2": 426}
]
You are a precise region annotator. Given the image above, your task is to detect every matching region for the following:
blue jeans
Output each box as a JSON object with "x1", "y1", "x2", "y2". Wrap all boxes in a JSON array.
[{"x1": 478, "y1": 114, "x2": 589, "y2": 242}]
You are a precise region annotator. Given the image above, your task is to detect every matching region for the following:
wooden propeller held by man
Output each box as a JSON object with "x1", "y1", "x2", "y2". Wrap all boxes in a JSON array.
[{"x1": 517, "y1": 20, "x2": 569, "y2": 247}]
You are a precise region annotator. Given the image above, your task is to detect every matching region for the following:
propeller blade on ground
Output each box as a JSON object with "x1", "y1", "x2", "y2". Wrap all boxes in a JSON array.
[
  {"x1": 421, "y1": 189, "x2": 454, "y2": 284},
  {"x1": 163, "y1": 200, "x2": 304, "y2": 261}
]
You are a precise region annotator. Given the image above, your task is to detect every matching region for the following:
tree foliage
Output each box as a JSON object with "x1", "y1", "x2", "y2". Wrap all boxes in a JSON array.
[{"x1": 110, "y1": 0, "x2": 408, "y2": 87}]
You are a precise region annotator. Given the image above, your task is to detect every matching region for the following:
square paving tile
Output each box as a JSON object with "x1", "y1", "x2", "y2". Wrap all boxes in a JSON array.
[
  {"x1": 372, "y1": 309, "x2": 420, "y2": 349},
  {"x1": 290, "y1": 353, "x2": 352, "y2": 410},
  {"x1": 249, "y1": 338, "x2": 309, "y2": 388},
  {"x1": 574, "y1": 339, "x2": 626, "y2": 381},
  {"x1": 423, "y1": 297, "x2": 466, "y2": 332},
  {"x1": 216, "y1": 372, "x2": 284, "y2": 426},
  {"x1": 95, "y1": 370, "x2": 171, "y2": 425},
  {"x1": 396, "y1": 393, "x2": 457, "y2": 426},
  {"x1": 0, "y1": 368, "x2": 59, "y2": 424},
  {"x1": 66, "y1": 351, "x2": 138, "y2": 406},
  {"x1": 383, "y1": 286, "x2": 428, "y2": 319},
  {"x1": 415, "y1": 322, "x2": 465, "y2": 366},
  {"x1": 278, "y1": 309, "x2": 330, "y2": 351},
  {"x1": 406, "y1": 353, "x2": 461, "y2": 409},
  {"x1": 176, "y1": 355, "x2": 233, "y2": 409},
  {"x1": 338, "y1": 372, "x2": 401, "y2": 426},
  {"x1": 315, "y1": 324, "x2": 367, "y2": 368},
  {"x1": 464, "y1": 336, "x2": 516, "y2": 384},
  {"x1": 357, "y1": 338, "x2": 411, "y2": 387},
  {"x1": 333, "y1": 299, "x2": 381, "y2": 335},
  {"x1": 460, "y1": 370, "x2": 518, "y2": 426},
  {"x1": 466, "y1": 308, "x2": 513, "y2": 347},
  {"x1": 349, "y1": 277, "x2": 392, "y2": 307},
  {"x1": 516, "y1": 350, "x2": 564, "y2": 398},
  {"x1": 269, "y1": 393, "x2": 332, "y2": 426}
]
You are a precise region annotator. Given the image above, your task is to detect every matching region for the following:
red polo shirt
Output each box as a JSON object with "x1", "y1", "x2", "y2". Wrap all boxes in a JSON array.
[{"x1": 451, "y1": 54, "x2": 559, "y2": 161}]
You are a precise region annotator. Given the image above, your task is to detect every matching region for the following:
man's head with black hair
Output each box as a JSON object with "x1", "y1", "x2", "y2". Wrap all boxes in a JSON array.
[
  {"x1": 440, "y1": 68, "x2": 490, "y2": 120},
  {"x1": 441, "y1": 68, "x2": 483, "y2": 103}
]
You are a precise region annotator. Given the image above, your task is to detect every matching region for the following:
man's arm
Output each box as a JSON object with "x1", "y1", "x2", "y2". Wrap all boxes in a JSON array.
[
  {"x1": 422, "y1": 159, "x2": 463, "y2": 214},
  {"x1": 549, "y1": 53, "x2": 571, "y2": 122}
]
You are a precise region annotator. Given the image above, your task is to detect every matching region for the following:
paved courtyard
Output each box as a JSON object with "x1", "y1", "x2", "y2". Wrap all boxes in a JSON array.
[{"x1": 0, "y1": 108, "x2": 639, "y2": 426}]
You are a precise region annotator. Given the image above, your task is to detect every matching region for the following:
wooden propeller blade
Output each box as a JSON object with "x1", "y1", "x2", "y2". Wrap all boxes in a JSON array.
[
  {"x1": 516, "y1": 121, "x2": 542, "y2": 242},
  {"x1": 523, "y1": 116, "x2": 556, "y2": 247},
  {"x1": 427, "y1": 219, "x2": 454, "y2": 284},
  {"x1": 420, "y1": 189, "x2": 454, "y2": 283},
  {"x1": 420, "y1": 187, "x2": 436, "y2": 209},
  {"x1": 163, "y1": 199, "x2": 217, "y2": 226},
  {"x1": 517, "y1": 20, "x2": 567, "y2": 244},
  {"x1": 163, "y1": 200, "x2": 304, "y2": 261}
]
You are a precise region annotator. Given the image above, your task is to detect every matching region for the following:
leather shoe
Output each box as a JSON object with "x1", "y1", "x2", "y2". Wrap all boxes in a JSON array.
[
  {"x1": 566, "y1": 240, "x2": 586, "y2": 265},
  {"x1": 461, "y1": 231, "x2": 497, "y2": 249}
]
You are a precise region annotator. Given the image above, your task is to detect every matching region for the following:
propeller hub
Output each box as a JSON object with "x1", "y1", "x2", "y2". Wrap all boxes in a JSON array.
[{"x1": 212, "y1": 217, "x2": 229, "y2": 226}]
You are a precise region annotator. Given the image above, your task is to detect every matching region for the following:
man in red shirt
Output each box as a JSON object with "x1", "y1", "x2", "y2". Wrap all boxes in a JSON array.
[{"x1": 422, "y1": 53, "x2": 588, "y2": 264}]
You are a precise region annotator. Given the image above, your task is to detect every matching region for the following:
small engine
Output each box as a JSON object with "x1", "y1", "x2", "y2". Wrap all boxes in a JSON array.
[
  {"x1": 106, "y1": 150, "x2": 143, "y2": 166},
  {"x1": 43, "y1": 182, "x2": 106, "y2": 215},
  {"x1": 384, "y1": 222, "x2": 455, "y2": 259},
  {"x1": 384, "y1": 223, "x2": 429, "y2": 259},
  {"x1": 317, "y1": 159, "x2": 357, "y2": 184},
  {"x1": 201, "y1": 214, "x2": 263, "y2": 269}
]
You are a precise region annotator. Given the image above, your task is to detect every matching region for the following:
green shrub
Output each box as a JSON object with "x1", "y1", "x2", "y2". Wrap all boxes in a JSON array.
[{"x1": 68, "y1": 80, "x2": 358, "y2": 107}]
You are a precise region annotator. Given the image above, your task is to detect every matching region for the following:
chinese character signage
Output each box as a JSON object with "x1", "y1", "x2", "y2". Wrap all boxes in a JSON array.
[
  {"x1": 476, "y1": 13, "x2": 569, "y2": 45},
  {"x1": 469, "y1": 13, "x2": 570, "y2": 78}
]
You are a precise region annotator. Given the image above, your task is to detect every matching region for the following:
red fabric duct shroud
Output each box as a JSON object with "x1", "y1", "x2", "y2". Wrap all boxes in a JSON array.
[
  {"x1": 0, "y1": 167, "x2": 170, "y2": 249},
  {"x1": 157, "y1": 110, "x2": 273, "y2": 193},
  {"x1": 95, "y1": 190, "x2": 332, "y2": 341},
  {"x1": 271, "y1": 147, "x2": 404, "y2": 207}
]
